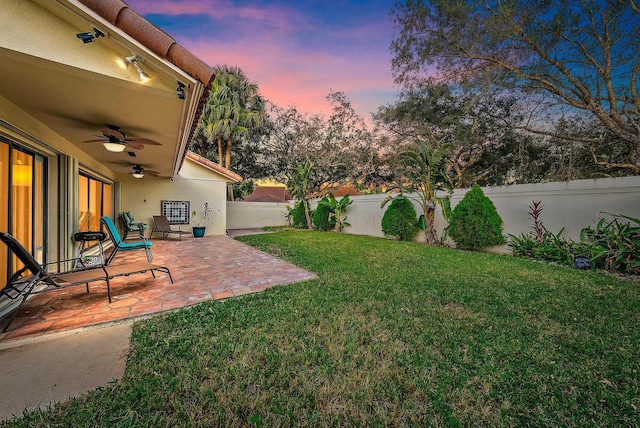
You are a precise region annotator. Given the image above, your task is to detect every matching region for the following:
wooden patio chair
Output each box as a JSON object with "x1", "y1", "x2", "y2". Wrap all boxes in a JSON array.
[
  {"x1": 151, "y1": 215, "x2": 191, "y2": 240},
  {"x1": 101, "y1": 216, "x2": 153, "y2": 264}
]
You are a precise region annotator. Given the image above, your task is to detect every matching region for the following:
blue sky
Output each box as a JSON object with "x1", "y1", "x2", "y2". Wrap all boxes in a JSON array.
[{"x1": 125, "y1": 0, "x2": 399, "y2": 117}]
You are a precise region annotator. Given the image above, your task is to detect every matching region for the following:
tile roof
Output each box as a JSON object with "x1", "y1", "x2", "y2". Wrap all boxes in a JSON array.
[
  {"x1": 330, "y1": 185, "x2": 362, "y2": 197},
  {"x1": 185, "y1": 151, "x2": 243, "y2": 183},
  {"x1": 79, "y1": 0, "x2": 215, "y2": 86},
  {"x1": 242, "y1": 186, "x2": 293, "y2": 202}
]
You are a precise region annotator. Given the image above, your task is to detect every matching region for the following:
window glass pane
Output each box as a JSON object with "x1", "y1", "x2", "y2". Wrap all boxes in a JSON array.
[
  {"x1": 11, "y1": 149, "x2": 33, "y2": 272},
  {"x1": 0, "y1": 142, "x2": 8, "y2": 286},
  {"x1": 35, "y1": 158, "x2": 44, "y2": 263},
  {"x1": 103, "y1": 183, "x2": 112, "y2": 217},
  {"x1": 78, "y1": 174, "x2": 112, "y2": 232},
  {"x1": 89, "y1": 179, "x2": 102, "y2": 231},
  {"x1": 79, "y1": 175, "x2": 89, "y2": 231}
]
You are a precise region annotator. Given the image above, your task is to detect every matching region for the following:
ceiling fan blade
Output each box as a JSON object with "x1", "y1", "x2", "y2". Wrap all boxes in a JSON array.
[
  {"x1": 124, "y1": 137, "x2": 162, "y2": 146},
  {"x1": 146, "y1": 170, "x2": 161, "y2": 176},
  {"x1": 125, "y1": 141, "x2": 145, "y2": 150},
  {"x1": 101, "y1": 127, "x2": 125, "y2": 140},
  {"x1": 82, "y1": 139, "x2": 107, "y2": 143}
]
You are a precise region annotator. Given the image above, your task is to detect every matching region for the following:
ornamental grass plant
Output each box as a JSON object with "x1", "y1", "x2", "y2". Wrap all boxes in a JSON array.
[{"x1": 6, "y1": 231, "x2": 639, "y2": 427}]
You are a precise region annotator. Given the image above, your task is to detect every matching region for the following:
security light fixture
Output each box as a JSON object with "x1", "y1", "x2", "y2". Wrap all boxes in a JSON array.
[
  {"x1": 176, "y1": 81, "x2": 186, "y2": 100},
  {"x1": 125, "y1": 55, "x2": 150, "y2": 81},
  {"x1": 76, "y1": 27, "x2": 104, "y2": 44}
]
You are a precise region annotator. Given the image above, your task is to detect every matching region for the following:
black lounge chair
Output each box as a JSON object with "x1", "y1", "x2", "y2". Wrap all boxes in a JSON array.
[
  {"x1": 0, "y1": 232, "x2": 110, "y2": 332},
  {"x1": 0, "y1": 232, "x2": 173, "y2": 333},
  {"x1": 151, "y1": 215, "x2": 191, "y2": 240}
]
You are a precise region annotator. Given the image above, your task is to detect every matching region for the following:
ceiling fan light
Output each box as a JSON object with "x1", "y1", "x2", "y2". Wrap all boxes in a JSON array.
[
  {"x1": 132, "y1": 173, "x2": 145, "y2": 179},
  {"x1": 103, "y1": 142, "x2": 126, "y2": 152}
]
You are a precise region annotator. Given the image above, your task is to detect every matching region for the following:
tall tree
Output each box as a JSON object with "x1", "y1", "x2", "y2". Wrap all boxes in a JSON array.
[
  {"x1": 196, "y1": 65, "x2": 266, "y2": 169},
  {"x1": 391, "y1": 0, "x2": 640, "y2": 168}
]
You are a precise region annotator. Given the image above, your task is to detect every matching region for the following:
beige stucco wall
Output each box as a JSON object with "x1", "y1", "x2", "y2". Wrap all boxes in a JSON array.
[
  {"x1": 227, "y1": 177, "x2": 640, "y2": 245},
  {"x1": 119, "y1": 158, "x2": 230, "y2": 236}
]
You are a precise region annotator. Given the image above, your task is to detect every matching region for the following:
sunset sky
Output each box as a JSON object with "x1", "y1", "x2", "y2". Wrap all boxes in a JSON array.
[{"x1": 125, "y1": 0, "x2": 400, "y2": 118}]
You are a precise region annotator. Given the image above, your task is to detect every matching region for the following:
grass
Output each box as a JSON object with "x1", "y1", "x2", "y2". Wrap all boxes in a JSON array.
[{"x1": 4, "y1": 231, "x2": 640, "y2": 426}]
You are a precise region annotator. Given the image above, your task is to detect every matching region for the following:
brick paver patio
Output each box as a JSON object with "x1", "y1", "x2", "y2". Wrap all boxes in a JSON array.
[{"x1": 0, "y1": 235, "x2": 316, "y2": 343}]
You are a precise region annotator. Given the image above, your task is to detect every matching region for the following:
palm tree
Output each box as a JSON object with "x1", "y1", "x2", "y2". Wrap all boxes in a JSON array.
[
  {"x1": 383, "y1": 139, "x2": 453, "y2": 244},
  {"x1": 198, "y1": 65, "x2": 266, "y2": 169},
  {"x1": 288, "y1": 160, "x2": 314, "y2": 229}
]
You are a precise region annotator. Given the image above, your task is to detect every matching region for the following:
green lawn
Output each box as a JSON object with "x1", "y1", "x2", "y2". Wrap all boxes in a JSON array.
[{"x1": 5, "y1": 231, "x2": 640, "y2": 427}]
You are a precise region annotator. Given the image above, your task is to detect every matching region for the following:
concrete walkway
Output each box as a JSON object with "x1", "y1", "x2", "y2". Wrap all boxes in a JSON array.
[
  {"x1": 0, "y1": 234, "x2": 315, "y2": 420},
  {"x1": 0, "y1": 323, "x2": 132, "y2": 419}
]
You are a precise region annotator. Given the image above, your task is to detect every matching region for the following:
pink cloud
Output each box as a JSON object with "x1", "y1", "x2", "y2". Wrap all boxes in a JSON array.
[
  {"x1": 126, "y1": 0, "x2": 307, "y2": 35},
  {"x1": 189, "y1": 39, "x2": 396, "y2": 118},
  {"x1": 126, "y1": 0, "x2": 398, "y2": 118}
]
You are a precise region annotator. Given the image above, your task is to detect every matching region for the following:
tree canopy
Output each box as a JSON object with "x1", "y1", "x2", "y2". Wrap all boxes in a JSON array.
[
  {"x1": 257, "y1": 91, "x2": 380, "y2": 195},
  {"x1": 391, "y1": 0, "x2": 640, "y2": 158},
  {"x1": 375, "y1": 82, "x2": 553, "y2": 187}
]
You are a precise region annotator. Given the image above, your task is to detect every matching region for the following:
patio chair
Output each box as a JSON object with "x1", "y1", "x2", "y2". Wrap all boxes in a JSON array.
[
  {"x1": 120, "y1": 211, "x2": 148, "y2": 240},
  {"x1": 0, "y1": 232, "x2": 110, "y2": 332},
  {"x1": 151, "y1": 215, "x2": 192, "y2": 240},
  {"x1": 101, "y1": 216, "x2": 153, "y2": 264}
]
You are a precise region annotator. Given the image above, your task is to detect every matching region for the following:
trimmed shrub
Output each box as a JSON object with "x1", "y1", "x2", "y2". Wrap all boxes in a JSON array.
[
  {"x1": 381, "y1": 195, "x2": 420, "y2": 241},
  {"x1": 291, "y1": 200, "x2": 308, "y2": 229},
  {"x1": 447, "y1": 185, "x2": 505, "y2": 250},
  {"x1": 312, "y1": 198, "x2": 333, "y2": 231}
]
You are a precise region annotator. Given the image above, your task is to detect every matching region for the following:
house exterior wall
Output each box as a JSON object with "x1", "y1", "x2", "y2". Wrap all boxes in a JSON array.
[
  {"x1": 2, "y1": 0, "x2": 220, "y2": 278},
  {"x1": 226, "y1": 177, "x2": 640, "y2": 246},
  {"x1": 120, "y1": 159, "x2": 229, "y2": 236},
  {"x1": 0, "y1": 95, "x2": 117, "y2": 260}
]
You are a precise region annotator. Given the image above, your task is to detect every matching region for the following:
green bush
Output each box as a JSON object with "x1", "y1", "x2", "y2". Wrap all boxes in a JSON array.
[
  {"x1": 381, "y1": 195, "x2": 420, "y2": 241},
  {"x1": 312, "y1": 198, "x2": 333, "y2": 231},
  {"x1": 447, "y1": 185, "x2": 505, "y2": 250},
  {"x1": 509, "y1": 210, "x2": 640, "y2": 274},
  {"x1": 581, "y1": 213, "x2": 640, "y2": 274},
  {"x1": 509, "y1": 228, "x2": 580, "y2": 267},
  {"x1": 291, "y1": 200, "x2": 308, "y2": 229}
]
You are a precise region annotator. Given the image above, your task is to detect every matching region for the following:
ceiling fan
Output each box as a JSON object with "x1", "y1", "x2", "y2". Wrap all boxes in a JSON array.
[
  {"x1": 83, "y1": 125, "x2": 161, "y2": 152},
  {"x1": 109, "y1": 162, "x2": 160, "y2": 178},
  {"x1": 129, "y1": 164, "x2": 160, "y2": 179}
]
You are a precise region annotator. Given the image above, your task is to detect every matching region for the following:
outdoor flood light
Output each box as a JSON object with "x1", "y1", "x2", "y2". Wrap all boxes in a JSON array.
[{"x1": 125, "y1": 55, "x2": 150, "y2": 81}]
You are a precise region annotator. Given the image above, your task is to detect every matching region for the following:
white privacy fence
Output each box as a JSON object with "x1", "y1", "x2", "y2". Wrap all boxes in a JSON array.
[
  {"x1": 226, "y1": 201, "x2": 291, "y2": 230},
  {"x1": 227, "y1": 176, "x2": 640, "y2": 242}
]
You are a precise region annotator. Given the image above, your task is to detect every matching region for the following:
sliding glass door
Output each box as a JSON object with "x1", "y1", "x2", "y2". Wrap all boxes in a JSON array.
[
  {"x1": 0, "y1": 139, "x2": 47, "y2": 285},
  {"x1": 78, "y1": 173, "x2": 112, "y2": 232}
]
